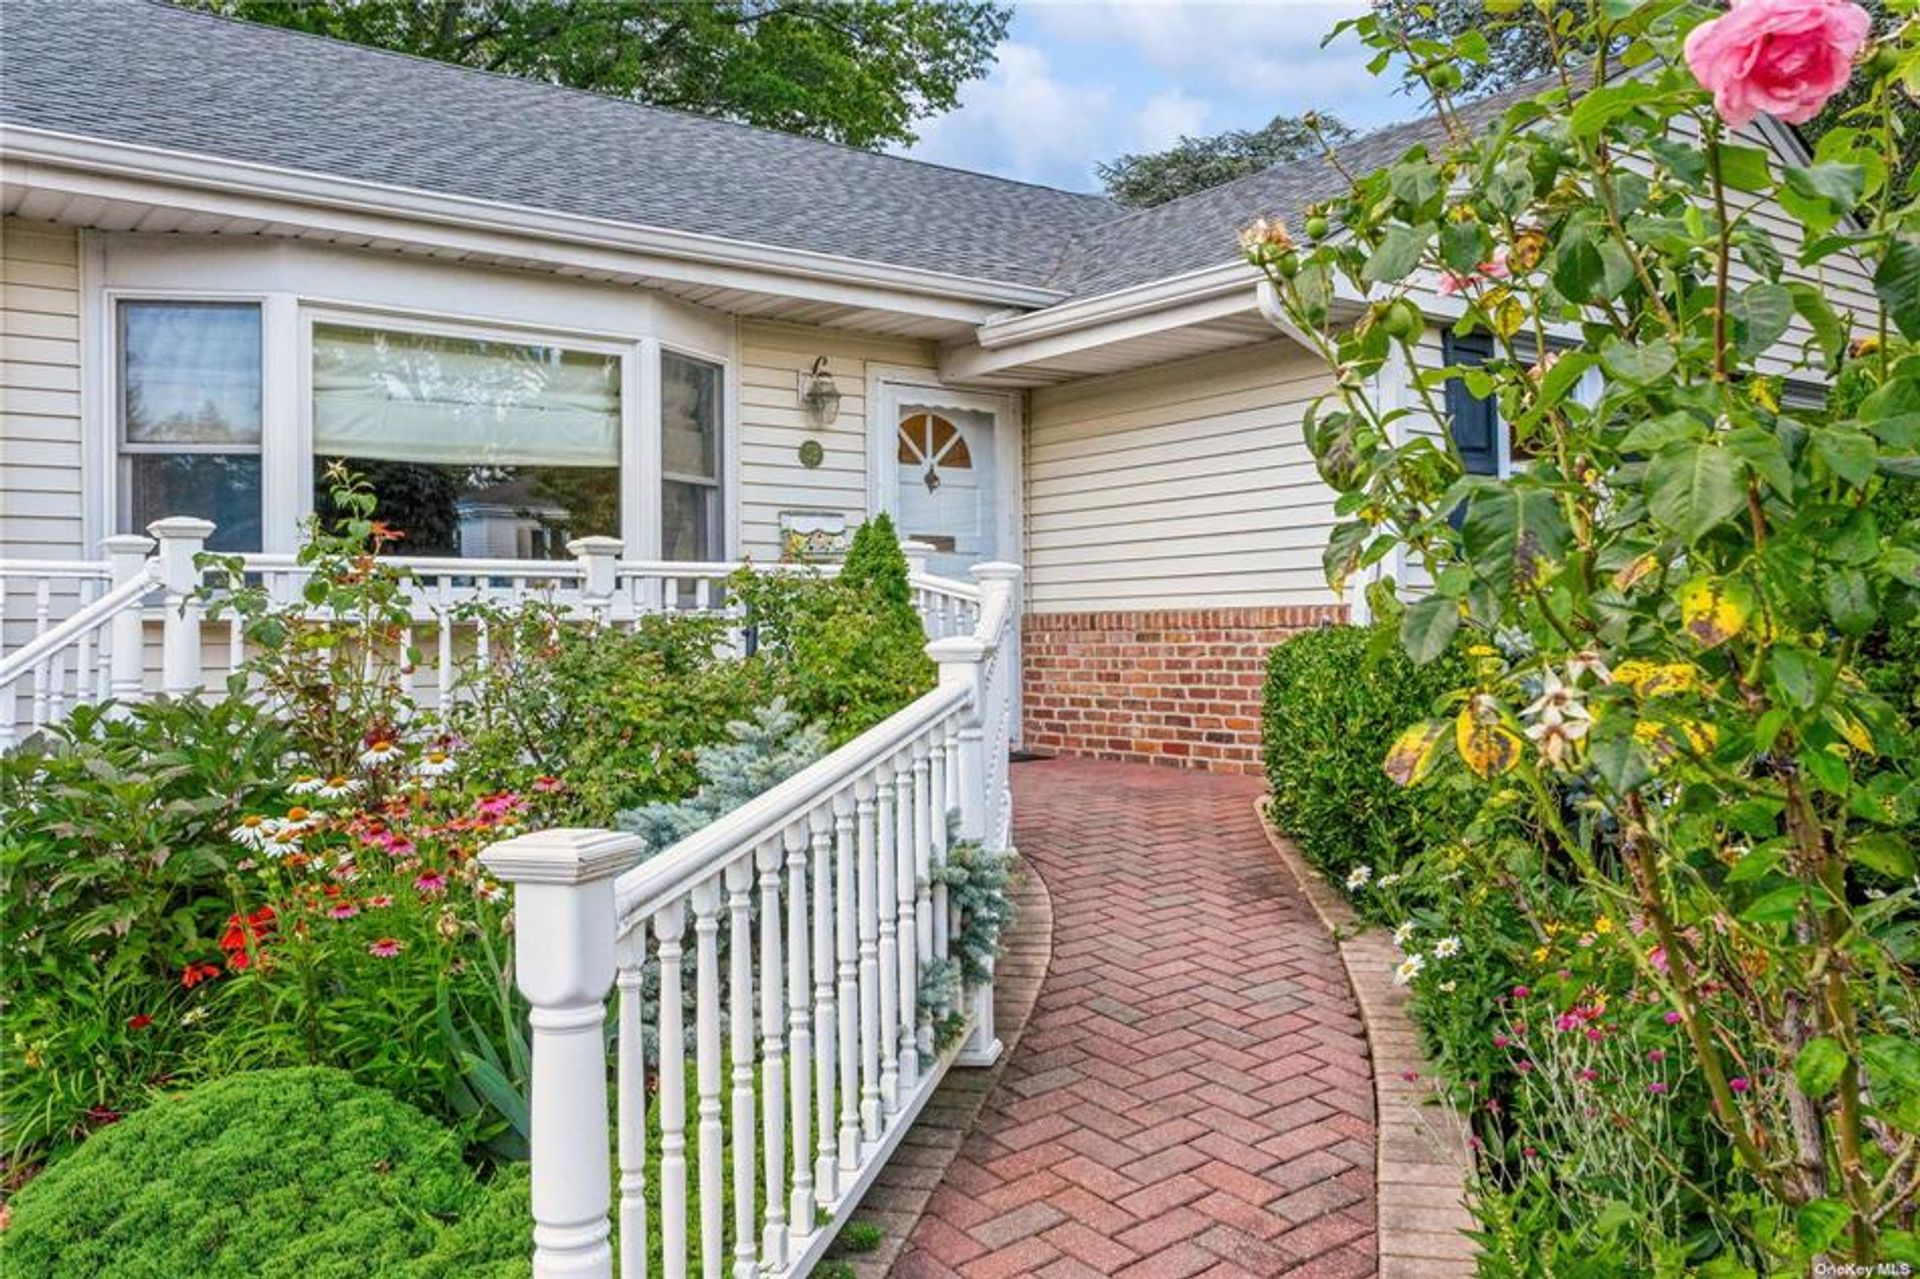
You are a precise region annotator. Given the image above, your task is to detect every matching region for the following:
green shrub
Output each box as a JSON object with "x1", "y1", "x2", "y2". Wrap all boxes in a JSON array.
[
  {"x1": 1261, "y1": 622, "x2": 1479, "y2": 896},
  {"x1": 735, "y1": 515, "x2": 935, "y2": 745},
  {"x1": 0, "y1": 697, "x2": 294, "y2": 1161},
  {"x1": 1, "y1": 1068, "x2": 523, "y2": 1278}
]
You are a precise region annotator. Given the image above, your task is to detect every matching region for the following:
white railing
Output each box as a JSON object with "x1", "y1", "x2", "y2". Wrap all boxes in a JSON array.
[
  {"x1": 1, "y1": 519, "x2": 982, "y2": 750},
  {"x1": 478, "y1": 561, "x2": 1021, "y2": 1279}
]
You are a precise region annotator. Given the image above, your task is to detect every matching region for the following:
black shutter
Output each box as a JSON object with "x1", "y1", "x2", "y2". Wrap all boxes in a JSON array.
[{"x1": 1443, "y1": 332, "x2": 1501, "y2": 477}]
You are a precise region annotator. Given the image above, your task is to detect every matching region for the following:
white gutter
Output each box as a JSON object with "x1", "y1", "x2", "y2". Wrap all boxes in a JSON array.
[{"x1": 0, "y1": 125, "x2": 1066, "y2": 322}]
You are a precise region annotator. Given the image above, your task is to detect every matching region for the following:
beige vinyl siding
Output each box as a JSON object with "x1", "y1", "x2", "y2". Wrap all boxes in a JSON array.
[
  {"x1": 1, "y1": 219, "x2": 85, "y2": 560},
  {"x1": 1026, "y1": 339, "x2": 1340, "y2": 613},
  {"x1": 737, "y1": 320, "x2": 937, "y2": 561}
]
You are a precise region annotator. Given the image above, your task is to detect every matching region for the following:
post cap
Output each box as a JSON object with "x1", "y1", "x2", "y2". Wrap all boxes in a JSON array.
[
  {"x1": 566, "y1": 536, "x2": 625, "y2": 558},
  {"x1": 479, "y1": 828, "x2": 645, "y2": 885},
  {"x1": 146, "y1": 516, "x2": 217, "y2": 541},
  {"x1": 926, "y1": 635, "x2": 989, "y2": 664},
  {"x1": 969, "y1": 561, "x2": 1023, "y2": 584},
  {"x1": 101, "y1": 533, "x2": 156, "y2": 557}
]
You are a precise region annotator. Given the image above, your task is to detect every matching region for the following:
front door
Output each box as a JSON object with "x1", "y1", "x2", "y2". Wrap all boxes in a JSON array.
[{"x1": 881, "y1": 388, "x2": 1006, "y2": 579}]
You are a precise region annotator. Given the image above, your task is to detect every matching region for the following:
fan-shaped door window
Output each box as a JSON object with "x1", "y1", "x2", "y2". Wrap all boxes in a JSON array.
[{"x1": 893, "y1": 403, "x2": 995, "y2": 577}]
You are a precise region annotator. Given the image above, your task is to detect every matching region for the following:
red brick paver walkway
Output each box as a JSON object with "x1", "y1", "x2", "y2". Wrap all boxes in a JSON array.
[{"x1": 892, "y1": 759, "x2": 1377, "y2": 1279}]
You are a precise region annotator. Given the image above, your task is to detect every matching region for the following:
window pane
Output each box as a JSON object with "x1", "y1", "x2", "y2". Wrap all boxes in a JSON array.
[
  {"x1": 662, "y1": 479, "x2": 719, "y2": 562},
  {"x1": 121, "y1": 302, "x2": 262, "y2": 445},
  {"x1": 127, "y1": 454, "x2": 262, "y2": 552},
  {"x1": 311, "y1": 324, "x2": 622, "y2": 559},
  {"x1": 661, "y1": 352, "x2": 720, "y2": 480},
  {"x1": 312, "y1": 324, "x2": 620, "y2": 465}
]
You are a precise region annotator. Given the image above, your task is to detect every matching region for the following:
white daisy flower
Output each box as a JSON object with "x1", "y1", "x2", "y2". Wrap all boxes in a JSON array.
[
  {"x1": 476, "y1": 881, "x2": 508, "y2": 903},
  {"x1": 358, "y1": 739, "x2": 404, "y2": 769},
  {"x1": 279, "y1": 806, "x2": 319, "y2": 834},
  {"x1": 229, "y1": 815, "x2": 271, "y2": 849},
  {"x1": 1393, "y1": 953, "x2": 1426, "y2": 986},
  {"x1": 316, "y1": 775, "x2": 362, "y2": 801},
  {"x1": 1377, "y1": 872, "x2": 1403, "y2": 889},
  {"x1": 1392, "y1": 921, "x2": 1418, "y2": 948},
  {"x1": 415, "y1": 749, "x2": 457, "y2": 779},
  {"x1": 1432, "y1": 935, "x2": 1462, "y2": 959},
  {"x1": 288, "y1": 775, "x2": 326, "y2": 795},
  {"x1": 1345, "y1": 865, "x2": 1373, "y2": 891},
  {"x1": 1438, "y1": 980, "x2": 1457, "y2": 993}
]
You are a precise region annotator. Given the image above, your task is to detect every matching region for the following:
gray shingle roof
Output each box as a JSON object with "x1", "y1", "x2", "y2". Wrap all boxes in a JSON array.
[
  {"x1": 0, "y1": 0, "x2": 1117, "y2": 289},
  {"x1": 1042, "y1": 80, "x2": 1555, "y2": 297},
  {"x1": 0, "y1": 0, "x2": 1551, "y2": 307}
]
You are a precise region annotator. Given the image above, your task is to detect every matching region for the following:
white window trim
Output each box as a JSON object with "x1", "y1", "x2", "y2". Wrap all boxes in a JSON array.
[{"x1": 83, "y1": 246, "x2": 741, "y2": 563}]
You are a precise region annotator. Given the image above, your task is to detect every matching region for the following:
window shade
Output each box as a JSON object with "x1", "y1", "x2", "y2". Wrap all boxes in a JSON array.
[{"x1": 311, "y1": 323, "x2": 619, "y2": 466}]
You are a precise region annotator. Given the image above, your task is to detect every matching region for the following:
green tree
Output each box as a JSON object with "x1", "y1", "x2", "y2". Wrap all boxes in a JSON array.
[
  {"x1": 1096, "y1": 113, "x2": 1354, "y2": 208},
  {"x1": 184, "y1": 0, "x2": 1011, "y2": 149}
]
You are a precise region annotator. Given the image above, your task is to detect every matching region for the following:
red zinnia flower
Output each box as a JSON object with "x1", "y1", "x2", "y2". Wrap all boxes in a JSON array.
[
  {"x1": 181, "y1": 962, "x2": 221, "y2": 988},
  {"x1": 127, "y1": 1013, "x2": 153, "y2": 1030}
]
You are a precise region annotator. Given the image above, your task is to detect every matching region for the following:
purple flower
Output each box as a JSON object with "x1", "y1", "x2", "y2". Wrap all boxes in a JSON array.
[
  {"x1": 1664, "y1": 1011, "x2": 1683, "y2": 1025},
  {"x1": 1512, "y1": 985, "x2": 1531, "y2": 1000},
  {"x1": 1729, "y1": 1076, "x2": 1751, "y2": 1094},
  {"x1": 1647, "y1": 1049, "x2": 1667, "y2": 1063},
  {"x1": 1647, "y1": 1081, "x2": 1668, "y2": 1094}
]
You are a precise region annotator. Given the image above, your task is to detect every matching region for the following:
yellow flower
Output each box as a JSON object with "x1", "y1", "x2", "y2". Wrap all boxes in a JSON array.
[
  {"x1": 1532, "y1": 945, "x2": 1551, "y2": 964},
  {"x1": 1593, "y1": 916, "x2": 1614, "y2": 935}
]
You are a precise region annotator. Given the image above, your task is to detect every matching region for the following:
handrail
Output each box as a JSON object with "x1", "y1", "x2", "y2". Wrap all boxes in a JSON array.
[
  {"x1": 0, "y1": 569, "x2": 155, "y2": 689},
  {"x1": 0, "y1": 560, "x2": 114, "y2": 579},
  {"x1": 613, "y1": 680, "x2": 970, "y2": 926}
]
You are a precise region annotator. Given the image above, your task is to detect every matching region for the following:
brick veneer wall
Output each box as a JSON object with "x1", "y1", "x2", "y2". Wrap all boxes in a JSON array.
[{"x1": 1021, "y1": 604, "x2": 1349, "y2": 774}]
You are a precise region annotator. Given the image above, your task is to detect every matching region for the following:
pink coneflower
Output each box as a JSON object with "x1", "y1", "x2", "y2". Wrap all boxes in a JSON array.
[
  {"x1": 329, "y1": 903, "x2": 360, "y2": 921},
  {"x1": 1664, "y1": 1011, "x2": 1684, "y2": 1025},
  {"x1": 413, "y1": 871, "x2": 447, "y2": 896},
  {"x1": 532, "y1": 775, "x2": 565, "y2": 793},
  {"x1": 1555, "y1": 1013, "x2": 1581, "y2": 1033},
  {"x1": 367, "y1": 895, "x2": 394, "y2": 909},
  {"x1": 1729, "y1": 1076, "x2": 1751, "y2": 1094},
  {"x1": 368, "y1": 938, "x2": 404, "y2": 958},
  {"x1": 1649, "y1": 946, "x2": 1670, "y2": 974},
  {"x1": 1586, "y1": 1027, "x2": 1604, "y2": 1043}
]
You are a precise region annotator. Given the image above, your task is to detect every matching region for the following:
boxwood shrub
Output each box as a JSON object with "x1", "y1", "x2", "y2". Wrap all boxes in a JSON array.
[
  {"x1": 2, "y1": 1067, "x2": 524, "y2": 1278},
  {"x1": 1261, "y1": 622, "x2": 1481, "y2": 895}
]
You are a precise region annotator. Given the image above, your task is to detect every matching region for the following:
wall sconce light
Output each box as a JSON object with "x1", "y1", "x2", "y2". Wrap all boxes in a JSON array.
[{"x1": 800, "y1": 356, "x2": 842, "y2": 430}]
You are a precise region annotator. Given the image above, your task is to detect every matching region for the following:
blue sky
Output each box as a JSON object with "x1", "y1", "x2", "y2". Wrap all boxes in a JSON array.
[{"x1": 899, "y1": 1, "x2": 1420, "y2": 193}]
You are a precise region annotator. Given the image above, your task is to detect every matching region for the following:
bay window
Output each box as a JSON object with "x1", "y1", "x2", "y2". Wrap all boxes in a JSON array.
[
  {"x1": 108, "y1": 293, "x2": 729, "y2": 563},
  {"x1": 118, "y1": 301, "x2": 264, "y2": 552}
]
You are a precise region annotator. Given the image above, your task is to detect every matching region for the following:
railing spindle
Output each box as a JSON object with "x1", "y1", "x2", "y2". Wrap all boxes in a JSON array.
[
  {"x1": 692, "y1": 878, "x2": 724, "y2": 1279},
  {"x1": 656, "y1": 901, "x2": 690, "y2": 1279},
  {"x1": 616, "y1": 935, "x2": 650, "y2": 1279},
  {"x1": 725, "y1": 860, "x2": 758, "y2": 1278},
  {"x1": 855, "y1": 777, "x2": 882, "y2": 1142},
  {"x1": 834, "y1": 790, "x2": 860, "y2": 1172},
  {"x1": 875, "y1": 760, "x2": 902, "y2": 1118},
  {"x1": 893, "y1": 749, "x2": 919, "y2": 1097},
  {"x1": 782, "y1": 821, "x2": 814, "y2": 1237},
  {"x1": 755, "y1": 838, "x2": 789, "y2": 1269},
  {"x1": 808, "y1": 805, "x2": 837, "y2": 1208}
]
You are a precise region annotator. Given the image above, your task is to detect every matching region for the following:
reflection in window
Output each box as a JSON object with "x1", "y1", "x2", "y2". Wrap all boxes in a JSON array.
[
  {"x1": 661, "y1": 351, "x2": 723, "y2": 562},
  {"x1": 119, "y1": 301, "x2": 264, "y2": 551},
  {"x1": 310, "y1": 323, "x2": 621, "y2": 558}
]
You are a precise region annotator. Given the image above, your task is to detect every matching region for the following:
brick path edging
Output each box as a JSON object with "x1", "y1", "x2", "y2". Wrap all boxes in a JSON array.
[
  {"x1": 1253, "y1": 798, "x2": 1480, "y2": 1279},
  {"x1": 839, "y1": 856, "x2": 1055, "y2": 1278}
]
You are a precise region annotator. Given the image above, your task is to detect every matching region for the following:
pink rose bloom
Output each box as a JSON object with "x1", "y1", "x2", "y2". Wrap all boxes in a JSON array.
[{"x1": 1684, "y1": 0, "x2": 1871, "y2": 128}]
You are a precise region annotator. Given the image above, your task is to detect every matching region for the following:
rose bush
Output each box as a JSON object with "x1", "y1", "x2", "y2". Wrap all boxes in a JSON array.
[{"x1": 1252, "y1": 0, "x2": 1918, "y2": 1269}]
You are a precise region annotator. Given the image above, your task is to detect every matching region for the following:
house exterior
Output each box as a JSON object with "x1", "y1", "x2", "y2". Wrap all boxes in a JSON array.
[{"x1": 0, "y1": 0, "x2": 1876, "y2": 772}]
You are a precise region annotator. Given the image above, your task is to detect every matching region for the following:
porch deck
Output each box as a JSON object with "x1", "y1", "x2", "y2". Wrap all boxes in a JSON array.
[{"x1": 891, "y1": 759, "x2": 1378, "y2": 1279}]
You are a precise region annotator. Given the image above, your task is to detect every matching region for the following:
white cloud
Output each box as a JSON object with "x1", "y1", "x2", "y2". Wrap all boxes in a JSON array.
[
  {"x1": 1132, "y1": 89, "x2": 1211, "y2": 153},
  {"x1": 904, "y1": 42, "x2": 1115, "y2": 189}
]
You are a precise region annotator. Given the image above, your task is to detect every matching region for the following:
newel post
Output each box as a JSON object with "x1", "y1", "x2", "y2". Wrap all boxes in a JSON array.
[
  {"x1": 927, "y1": 633, "x2": 1001, "y2": 1065},
  {"x1": 970, "y1": 562, "x2": 1023, "y2": 853},
  {"x1": 568, "y1": 536, "x2": 623, "y2": 620},
  {"x1": 899, "y1": 540, "x2": 934, "y2": 580},
  {"x1": 480, "y1": 828, "x2": 642, "y2": 1279},
  {"x1": 102, "y1": 533, "x2": 154, "y2": 706},
  {"x1": 146, "y1": 517, "x2": 213, "y2": 697}
]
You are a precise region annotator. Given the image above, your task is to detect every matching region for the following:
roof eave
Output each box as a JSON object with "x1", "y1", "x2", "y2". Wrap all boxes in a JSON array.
[{"x1": 0, "y1": 124, "x2": 1068, "y2": 323}]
